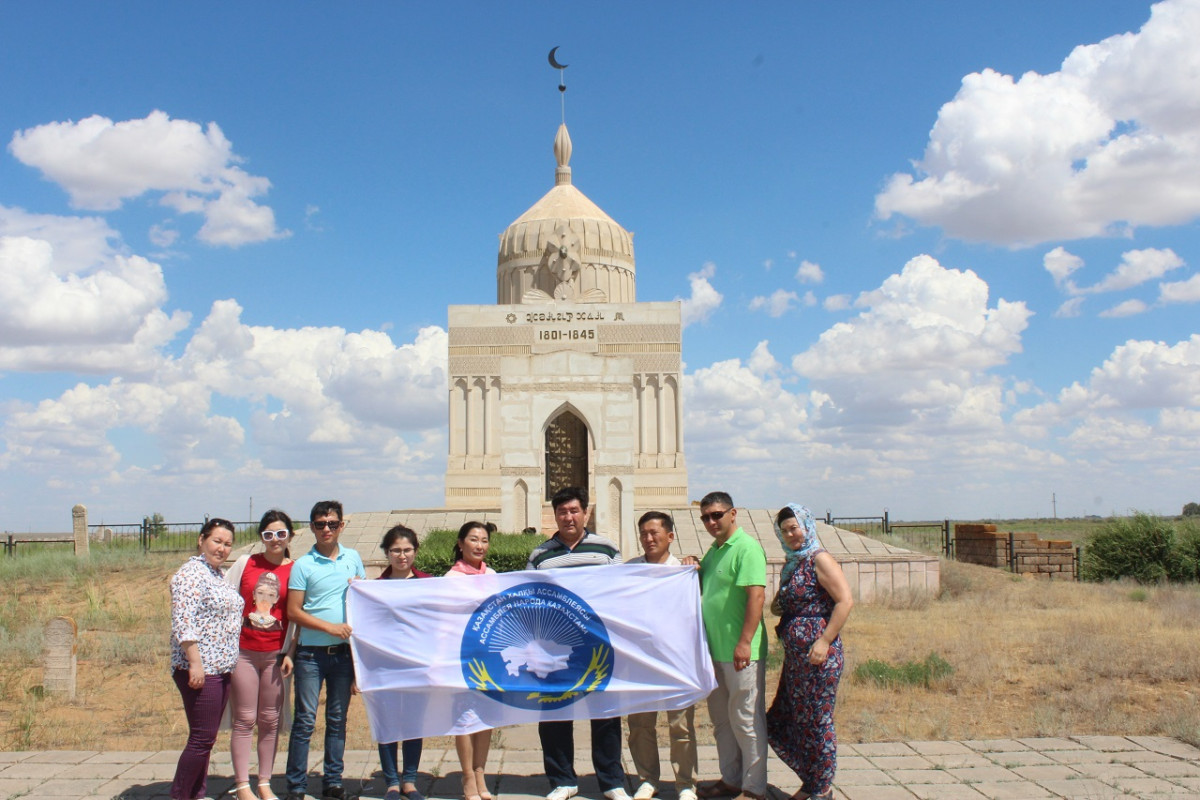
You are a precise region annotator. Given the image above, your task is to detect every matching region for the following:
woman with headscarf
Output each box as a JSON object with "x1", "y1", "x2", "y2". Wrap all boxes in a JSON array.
[{"x1": 765, "y1": 504, "x2": 853, "y2": 800}]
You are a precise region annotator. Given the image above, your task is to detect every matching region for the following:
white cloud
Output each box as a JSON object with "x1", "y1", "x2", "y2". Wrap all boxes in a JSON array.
[
  {"x1": 763, "y1": 258, "x2": 774, "y2": 270},
  {"x1": 1044, "y1": 246, "x2": 1084, "y2": 288},
  {"x1": 0, "y1": 204, "x2": 117, "y2": 272},
  {"x1": 792, "y1": 254, "x2": 1031, "y2": 436},
  {"x1": 823, "y1": 294, "x2": 851, "y2": 311},
  {"x1": 875, "y1": 0, "x2": 1200, "y2": 246},
  {"x1": 747, "y1": 340, "x2": 780, "y2": 376},
  {"x1": 1055, "y1": 297, "x2": 1085, "y2": 318},
  {"x1": 9, "y1": 111, "x2": 289, "y2": 247},
  {"x1": 1159, "y1": 273, "x2": 1200, "y2": 303},
  {"x1": 1077, "y1": 248, "x2": 1183, "y2": 294},
  {"x1": 748, "y1": 289, "x2": 798, "y2": 318},
  {"x1": 795, "y1": 260, "x2": 825, "y2": 284},
  {"x1": 678, "y1": 262, "x2": 723, "y2": 327},
  {"x1": 801, "y1": 290, "x2": 817, "y2": 307},
  {"x1": 1099, "y1": 298, "x2": 1149, "y2": 317},
  {"x1": 0, "y1": 235, "x2": 189, "y2": 373}
]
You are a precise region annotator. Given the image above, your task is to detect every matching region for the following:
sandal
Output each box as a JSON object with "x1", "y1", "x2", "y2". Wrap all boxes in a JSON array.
[
  {"x1": 475, "y1": 768, "x2": 493, "y2": 800},
  {"x1": 257, "y1": 780, "x2": 279, "y2": 800},
  {"x1": 697, "y1": 782, "x2": 741, "y2": 799}
]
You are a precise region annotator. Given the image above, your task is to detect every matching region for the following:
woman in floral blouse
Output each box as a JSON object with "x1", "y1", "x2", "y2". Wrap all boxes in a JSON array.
[{"x1": 169, "y1": 518, "x2": 244, "y2": 800}]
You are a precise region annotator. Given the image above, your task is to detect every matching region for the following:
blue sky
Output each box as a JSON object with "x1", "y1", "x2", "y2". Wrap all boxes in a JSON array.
[{"x1": 2, "y1": 1, "x2": 1198, "y2": 530}]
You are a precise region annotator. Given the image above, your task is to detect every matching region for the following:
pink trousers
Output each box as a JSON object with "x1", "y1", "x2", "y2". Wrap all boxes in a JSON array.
[{"x1": 230, "y1": 649, "x2": 284, "y2": 785}]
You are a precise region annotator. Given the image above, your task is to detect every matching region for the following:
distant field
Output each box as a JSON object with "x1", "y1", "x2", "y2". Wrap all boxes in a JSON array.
[{"x1": 887, "y1": 516, "x2": 1114, "y2": 547}]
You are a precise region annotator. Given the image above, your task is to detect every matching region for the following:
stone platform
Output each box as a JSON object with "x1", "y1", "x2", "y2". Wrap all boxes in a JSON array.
[{"x1": 2, "y1": 729, "x2": 1198, "y2": 799}]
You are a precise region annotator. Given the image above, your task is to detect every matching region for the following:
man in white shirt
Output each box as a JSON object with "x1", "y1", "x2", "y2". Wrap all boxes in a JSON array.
[{"x1": 625, "y1": 511, "x2": 698, "y2": 800}]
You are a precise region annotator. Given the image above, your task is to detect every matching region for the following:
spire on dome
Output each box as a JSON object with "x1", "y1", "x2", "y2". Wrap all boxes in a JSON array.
[{"x1": 554, "y1": 123, "x2": 572, "y2": 186}]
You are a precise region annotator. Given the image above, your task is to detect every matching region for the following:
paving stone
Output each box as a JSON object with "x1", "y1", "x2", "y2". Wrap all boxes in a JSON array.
[
  {"x1": 23, "y1": 749, "x2": 100, "y2": 764},
  {"x1": 944, "y1": 766, "x2": 1022, "y2": 784},
  {"x1": 906, "y1": 785, "x2": 989, "y2": 800},
  {"x1": 907, "y1": 742, "x2": 975, "y2": 756},
  {"x1": 19, "y1": 777, "x2": 107, "y2": 795},
  {"x1": 869, "y1": 755, "x2": 935, "y2": 770},
  {"x1": 961, "y1": 740, "x2": 1028, "y2": 754},
  {"x1": 1107, "y1": 775, "x2": 1194, "y2": 795},
  {"x1": 922, "y1": 755, "x2": 996, "y2": 770},
  {"x1": 82, "y1": 750, "x2": 158, "y2": 764},
  {"x1": 1070, "y1": 735, "x2": 1142, "y2": 752},
  {"x1": 1010, "y1": 765, "x2": 1080, "y2": 782},
  {"x1": 835, "y1": 755, "x2": 873, "y2": 770},
  {"x1": 982, "y1": 752, "x2": 1057, "y2": 769},
  {"x1": 119, "y1": 762, "x2": 181, "y2": 781},
  {"x1": 890, "y1": 769, "x2": 959, "y2": 785},
  {"x1": 835, "y1": 767, "x2": 897, "y2": 785},
  {"x1": 1032, "y1": 777, "x2": 1126, "y2": 799},
  {"x1": 1068, "y1": 761, "x2": 1149, "y2": 779},
  {"x1": 968, "y1": 781, "x2": 1055, "y2": 799},
  {"x1": 1014, "y1": 738, "x2": 1084, "y2": 751},
  {"x1": 0, "y1": 761, "x2": 72, "y2": 779},
  {"x1": 1043, "y1": 749, "x2": 1114, "y2": 765},
  {"x1": 1126, "y1": 735, "x2": 1200, "y2": 759},
  {"x1": 0, "y1": 777, "x2": 39, "y2": 795},
  {"x1": 0, "y1": 753, "x2": 31, "y2": 764},
  {"x1": 839, "y1": 785, "x2": 919, "y2": 799},
  {"x1": 1138, "y1": 759, "x2": 1200, "y2": 778},
  {"x1": 854, "y1": 742, "x2": 918, "y2": 757}
]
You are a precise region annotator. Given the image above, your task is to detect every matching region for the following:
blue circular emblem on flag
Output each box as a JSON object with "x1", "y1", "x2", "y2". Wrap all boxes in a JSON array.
[{"x1": 461, "y1": 581, "x2": 614, "y2": 710}]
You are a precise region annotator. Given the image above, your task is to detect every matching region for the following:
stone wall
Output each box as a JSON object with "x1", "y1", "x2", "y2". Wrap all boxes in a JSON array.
[
  {"x1": 766, "y1": 554, "x2": 940, "y2": 602},
  {"x1": 954, "y1": 523, "x2": 1076, "y2": 580}
]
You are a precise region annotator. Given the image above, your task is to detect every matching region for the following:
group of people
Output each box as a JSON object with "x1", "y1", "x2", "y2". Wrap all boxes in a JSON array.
[{"x1": 167, "y1": 488, "x2": 852, "y2": 800}]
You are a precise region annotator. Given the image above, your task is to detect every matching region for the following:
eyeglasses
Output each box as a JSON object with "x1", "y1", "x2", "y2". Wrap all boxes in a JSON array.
[
  {"x1": 312, "y1": 520, "x2": 343, "y2": 531},
  {"x1": 387, "y1": 547, "x2": 416, "y2": 556},
  {"x1": 699, "y1": 510, "x2": 729, "y2": 524},
  {"x1": 261, "y1": 529, "x2": 290, "y2": 541}
]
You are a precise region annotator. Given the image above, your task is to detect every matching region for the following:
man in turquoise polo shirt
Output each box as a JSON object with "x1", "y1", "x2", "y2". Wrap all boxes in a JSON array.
[
  {"x1": 693, "y1": 491, "x2": 767, "y2": 800},
  {"x1": 285, "y1": 499, "x2": 366, "y2": 800}
]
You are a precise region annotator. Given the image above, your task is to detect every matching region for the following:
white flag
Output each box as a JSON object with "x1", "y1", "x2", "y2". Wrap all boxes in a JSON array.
[{"x1": 348, "y1": 563, "x2": 715, "y2": 743}]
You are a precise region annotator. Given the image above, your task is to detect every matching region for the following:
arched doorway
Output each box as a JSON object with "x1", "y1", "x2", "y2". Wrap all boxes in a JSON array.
[{"x1": 544, "y1": 410, "x2": 588, "y2": 500}]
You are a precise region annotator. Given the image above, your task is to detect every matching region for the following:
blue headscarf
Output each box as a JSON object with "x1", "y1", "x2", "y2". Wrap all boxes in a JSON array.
[{"x1": 774, "y1": 503, "x2": 821, "y2": 585}]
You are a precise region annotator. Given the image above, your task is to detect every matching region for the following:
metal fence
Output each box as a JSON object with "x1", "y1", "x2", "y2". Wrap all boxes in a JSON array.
[{"x1": 825, "y1": 510, "x2": 952, "y2": 556}]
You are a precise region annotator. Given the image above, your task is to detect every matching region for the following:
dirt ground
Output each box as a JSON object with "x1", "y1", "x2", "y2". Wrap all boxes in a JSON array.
[{"x1": 2, "y1": 553, "x2": 1199, "y2": 752}]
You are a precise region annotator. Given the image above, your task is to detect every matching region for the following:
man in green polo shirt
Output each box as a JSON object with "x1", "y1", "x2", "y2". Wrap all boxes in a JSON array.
[{"x1": 694, "y1": 491, "x2": 767, "y2": 800}]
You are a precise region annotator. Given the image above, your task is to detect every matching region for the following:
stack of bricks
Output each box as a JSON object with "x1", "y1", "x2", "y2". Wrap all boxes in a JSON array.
[{"x1": 954, "y1": 523, "x2": 1076, "y2": 580}]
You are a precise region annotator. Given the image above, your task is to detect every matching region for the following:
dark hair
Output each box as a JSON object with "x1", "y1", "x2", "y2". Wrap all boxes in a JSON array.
[
  {"x1": 259, "y1": 508, "x2": 295, "y2": 558},
  {"x1": 453, "y1": 520, "x2": 489, "y2": 563},
  {"x1": 309, "y1": 499, "x2": 344, "y2": 524},
  {"x1": 380, "y1": 525, "x2": 419, "y2": 554},
  {"x1": 638, "y1": 510, "x2": 675, "y2": 533},
  {"x1": 198, "y1": 518, "x2": 235, "y2": 553},
  {"x1": 484, "y1": 521, "x2": 498, "y2": 535},
  {"x1": 700, "y1": 491, "x2": 734, "y2": 510},
  {"x1": 775, "y1": 506, "x2": 797, "y2": 527},
  {"x1": 551, "y1": 486, "x2": 588, "y2": 511}
]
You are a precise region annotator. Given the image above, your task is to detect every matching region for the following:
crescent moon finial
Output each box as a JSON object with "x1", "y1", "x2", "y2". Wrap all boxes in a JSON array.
[{"x1": 548, "y1": 46, "x2": 569, "y2": 70}]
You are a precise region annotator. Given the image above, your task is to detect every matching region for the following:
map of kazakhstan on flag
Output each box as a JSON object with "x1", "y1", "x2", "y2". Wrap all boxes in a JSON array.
[{"x1": 348, "y1": 563, "x2": 715, "y2": 743}]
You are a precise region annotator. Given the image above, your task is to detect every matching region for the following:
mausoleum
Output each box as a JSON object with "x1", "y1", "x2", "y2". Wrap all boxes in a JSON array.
[{"x1": 443, "y1": 122, "x2": 688, "y2": 552}]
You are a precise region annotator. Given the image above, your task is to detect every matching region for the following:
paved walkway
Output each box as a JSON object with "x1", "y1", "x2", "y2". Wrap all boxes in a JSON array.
[{"x1": 2, "y1": 726, "x2": 1198, "y2": 800}]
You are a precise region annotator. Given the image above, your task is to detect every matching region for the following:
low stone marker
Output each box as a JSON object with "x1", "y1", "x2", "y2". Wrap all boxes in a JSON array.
[
  {"x1": 43, "y1": 616, "x2": 78, "y2": 699},
  {"x1": 73, "y1": 503, "x2": 89, "y2": 557}
]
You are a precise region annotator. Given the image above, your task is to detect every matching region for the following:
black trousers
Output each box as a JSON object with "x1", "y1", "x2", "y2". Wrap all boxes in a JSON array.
[{"x1": 539, "y1": 717, "x2": 626, "y2": 792}]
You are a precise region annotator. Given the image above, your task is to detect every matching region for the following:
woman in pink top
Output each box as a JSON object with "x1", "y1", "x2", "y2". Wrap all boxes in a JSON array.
[
  {"x1": 226, "y1": 510, "x2": 296, "y2": 800},
  {"x1": 445, "y1": 521, "x2": 497, "y2": 800}
]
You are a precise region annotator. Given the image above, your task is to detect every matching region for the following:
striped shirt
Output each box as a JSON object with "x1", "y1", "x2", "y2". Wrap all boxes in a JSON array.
[{"x1": 526, "y1": 530, "x2": 623, "y2": 570}]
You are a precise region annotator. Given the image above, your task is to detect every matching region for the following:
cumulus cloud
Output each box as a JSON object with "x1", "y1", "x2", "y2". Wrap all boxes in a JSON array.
[
  {"x1": 875, "y1": 0, "x2": 1200, "y2": 246},
  {"x1": 801, "y1": 290, "x2": 817, "y2": 307},
  {"x1": 748, "y1": 289, "x2": 798, "y2": 317},
  {"x1": 678, "y1": 262, "x2": 723, "y2": 327},
  {"x1": 1077, "y1": 248, "x2": 1184, "y2": 294},
  {"x1": 1054, "y1": 297, "x2": 1085, "y2": 318},
  {"x1": 1044, "y1": 246, "x2": 1084, "y2": 289},
  {"x1": 823, "y1": 294, "x2": 851, "y2": 311},
  {"x1": 792, "y1": 254, "x2": 1031, "y2": 437},
  {"x1": 9, "y1": 111, "x2": 288, "y2": 247},
  {"x1": 795, "y1": 260, "x2": 824, "y2": 284},
  {"x1": 1159, "y1": 273, "x2": 1200, "y2": 303}
]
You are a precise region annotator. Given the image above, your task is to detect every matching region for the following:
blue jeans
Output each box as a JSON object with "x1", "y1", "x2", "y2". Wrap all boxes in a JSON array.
[
  {"x1": 377, "y1": 739, "x2": 423, "y2": 787},
  {"x1": 286, "y1": 645, "x2": 355, "y2": 792}
]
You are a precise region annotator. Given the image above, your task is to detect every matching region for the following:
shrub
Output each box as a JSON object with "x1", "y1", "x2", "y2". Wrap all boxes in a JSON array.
[
  {"x1": 1080, "y1": 513, "x2": 1188, "y2": 583},
  {"x1": 414, "y1": 529, "x2": 542, "y2": 575},
  {"x1": 852, "y1": 652, "x2": 954, "y2": 688}
]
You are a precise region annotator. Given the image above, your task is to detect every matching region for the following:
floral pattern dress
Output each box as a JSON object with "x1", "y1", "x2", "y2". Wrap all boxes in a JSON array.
[{"x1": 766, "y1": 548, "x2": 842, "y2": 796}]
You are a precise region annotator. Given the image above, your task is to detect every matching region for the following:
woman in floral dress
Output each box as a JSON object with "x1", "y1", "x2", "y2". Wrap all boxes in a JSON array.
[{"x1": 766, "y1": 504, "x2": 854, "y2": 800}]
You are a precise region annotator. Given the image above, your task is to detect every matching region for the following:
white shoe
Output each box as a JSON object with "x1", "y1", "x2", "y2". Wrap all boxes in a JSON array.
[
  {"x1": 548, "y1": 787, "x2": 579, "y2": 800},
  {"x1": 604, "y1": 789, "x2": 632, "y2": 800},
  {"x1": 679, "y1": 790, "x2": 698, "y2": 800},
  {"x1": 633, "y1": 783, "x2": 656, "y2": 800}
]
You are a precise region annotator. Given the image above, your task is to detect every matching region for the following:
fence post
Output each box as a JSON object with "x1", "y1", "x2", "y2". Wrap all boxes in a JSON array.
[
  {"x1": 1008, "y1": 531, "x2": 1016, "y2": 572},
  {"x1": 142, "y1": 516, "x2": 150, "y2": 553},
  {"x1": 883, "y1": 509, "x2": 890, "y2": 534},
  {"x1": 825, "y1": 510, "x2": 832, "y2": 525},
  {"x1": 4, "y1": 534, "x2": 12, "y2": 557},
  {"x1": 72, "y1": 504, "x2": 89, "y2": 558},
  {"x1": 942, "y1": 520, "x2": 950, "y2": 557}
]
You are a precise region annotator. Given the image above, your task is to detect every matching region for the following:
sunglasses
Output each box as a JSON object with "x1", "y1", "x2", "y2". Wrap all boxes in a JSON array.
[
  {"x1": 261, "y1": 529, "x2": 291, "y2": 541},
  {"x1": 699, "y1": 509, "x2": 729, "y2": 524},
  {"x1": 312, "y1": 520, "x2": 343, "y2": 531}
]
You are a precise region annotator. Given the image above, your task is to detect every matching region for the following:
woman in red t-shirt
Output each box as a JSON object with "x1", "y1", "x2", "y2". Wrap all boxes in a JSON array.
[{"x1": 226, "y1": 509, "x2": 296, "y2": 800}]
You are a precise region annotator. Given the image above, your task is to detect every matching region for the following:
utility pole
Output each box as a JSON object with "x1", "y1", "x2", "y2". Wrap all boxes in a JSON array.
[
  {"x1": 1052, "y1": 493, "x2": 1057, "y2": 520},
  {"x1": 249, "y1": 496, "x2": 253, "y2": 524}
]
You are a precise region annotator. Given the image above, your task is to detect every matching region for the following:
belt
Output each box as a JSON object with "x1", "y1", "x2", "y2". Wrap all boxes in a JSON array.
[{"x1": 299, "y1": 643, "x2": 350, "y2": 655}]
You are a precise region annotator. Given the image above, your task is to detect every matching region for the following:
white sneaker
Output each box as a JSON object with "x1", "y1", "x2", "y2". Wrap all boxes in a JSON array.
[
  {"x1": 633, "y1": 783, "x2": 656, "y2": 800},
  {"x1": 604, "y1": 789, "x2": 632, "y2": 800},
  {"x1": 678, "y1": 790, "x2": 698, "y2": 800},
  {"x1": 548, "y1": 787, "x2": 580, "y2": 800}
]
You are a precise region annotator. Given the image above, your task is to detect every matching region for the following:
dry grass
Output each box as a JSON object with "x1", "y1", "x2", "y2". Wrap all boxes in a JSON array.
[{"x1": 2, "y1": 553, "x2": 1200, "y2": 751}]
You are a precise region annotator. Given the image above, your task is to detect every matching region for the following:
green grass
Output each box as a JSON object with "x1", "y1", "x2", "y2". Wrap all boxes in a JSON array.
[
  {"x1": 852, "y1": 652, "x2": 954, "y2": 689},
  {"x1": 957, "y1": 517, "x2": 1112, "y2": 545},
  {"x1": 414, "y1": 529, "x2": 544, "y2": 575}
]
